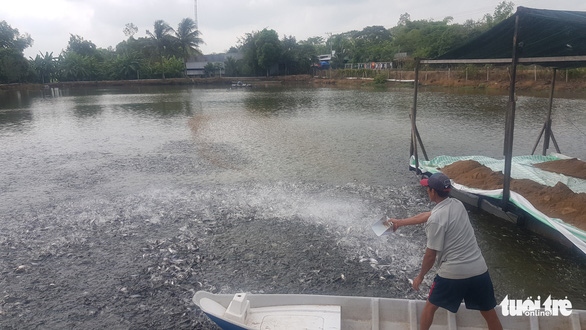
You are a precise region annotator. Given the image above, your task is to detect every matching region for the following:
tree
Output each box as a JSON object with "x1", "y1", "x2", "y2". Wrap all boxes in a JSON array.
[
  {"x1": 398, "y1": 13, "x2": 411, "y2": 26},
  {"x1": 110, "y1": 53, "x2": 142, "y2": 80},
  {"x1": 483, "y1": 1, "x2": 515, "y2": 28},
  {"x1": 203, "y1": 62, "x2": 216, "y2": 77},
  {"x1": 123, "y1": 23, "x2": 138, "y2": 38},
  {"x1": 146, "y1": 20, "x2": 174, "y2": 78},
  {"x1": 279, "y1": 35, "x2": 318, "y2": 75},
  {"x1": 66, "y1": 34, "x2": 97, "y2": 57},
  {"x1": 0, "y1": 21, "x2": 33, "y2": 53},
  {"x1": 389, "y1": 18, "x2": 481, "y2": 59},
  {"x1": 238, "y1": 31, "x2": 261, "y2": 76},
  {"x1": 30, "y1": 52, "x2": 56, "y2": 84},
  {"x1": 255, "y1": 29, "x2": 281, "y2": 76},
  {"x1": 175, "y1": 18, "x2": 203, "y2": 61},
  {"x1": 301, "y1": 36, "x2": 324, "y2": 46},
  {"x1": 58, "y1": 52, "x2": 91, "y2": 81},
  {"x1": 327, "y1": 33, "x2": 353, "y2": 68},
  {"x1": 0, "y1": 48, "x2": 30, "y2": 83},
  {"x1": 147, "y1": 20, "x2": 174, "y2": 56},
  {"x1": 224, "y1": 56, "x2": 240, "y2": 76},
  {"x1": 280, "y1": 35, "x2": 297, "y2": 75},
  {"x1": 493, "y1": 1, "x2": 515, "y2": 22},
  {"x1": 151, "y1": 56, "x2": 184, "y2": 78},
  {"x1": 0, "y1": 21, "x2": 33, "y2": 83},
  {"x1": 349, "y1": 26, "x2": 394, "y2": 62},
  {"x1": 295, "y1": 43, "x2": 317, "y2": 74}
]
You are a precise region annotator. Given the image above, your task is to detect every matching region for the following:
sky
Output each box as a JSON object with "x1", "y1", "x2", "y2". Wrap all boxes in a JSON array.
[{"x1": 2, "y1": 0, "x2": 586, "y2": 59}]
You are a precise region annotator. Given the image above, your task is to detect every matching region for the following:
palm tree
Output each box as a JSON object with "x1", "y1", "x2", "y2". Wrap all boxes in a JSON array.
[
  {"x1": 175, "y1": 18, "x2": 203, "y2": 61},
  {"x1": 146, "y1": 20, "x2": 174, "y2": 55},
  {"x1": 146, "y1": 20, "x2": 174, "y2": 78}
]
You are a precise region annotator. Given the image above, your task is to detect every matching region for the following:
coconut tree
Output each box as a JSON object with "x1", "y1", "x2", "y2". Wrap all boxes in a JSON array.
[
  {"x1": 175, "y1": 18, "x2": 203, "y2": 61},
  {"x1": 146, "y1": 20, "x2": 174, "y2": 55},
  {"x1": 146, "y1": 20, "x2": 174, "y2": 78}
]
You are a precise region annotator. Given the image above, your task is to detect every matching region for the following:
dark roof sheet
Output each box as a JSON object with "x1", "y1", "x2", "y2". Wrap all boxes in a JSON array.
[{"x1": 427, "y1": 7, "x2": 586, "y2": 67}]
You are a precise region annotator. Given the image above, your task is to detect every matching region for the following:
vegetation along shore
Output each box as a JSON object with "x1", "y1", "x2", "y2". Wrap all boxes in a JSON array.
[{"x1": 5, "y1": 1, "x2": 586, "y2": 94}]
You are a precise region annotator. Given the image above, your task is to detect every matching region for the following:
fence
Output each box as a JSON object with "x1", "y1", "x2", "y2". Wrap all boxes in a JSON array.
[{"x1": 316, "y1": 64, "x2": 586, "y2": 83}]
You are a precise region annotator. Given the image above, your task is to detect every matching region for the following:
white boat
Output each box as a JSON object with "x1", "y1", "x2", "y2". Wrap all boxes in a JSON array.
[
  {"x1": 231, "y1": 81, "x2": 252, "y2": 88},
  {"x1": 193, "y1": 291, "x2": 586, "y2": 329}
]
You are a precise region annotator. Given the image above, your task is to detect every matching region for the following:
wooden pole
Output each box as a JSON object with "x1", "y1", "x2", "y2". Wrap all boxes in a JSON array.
[
  {"x1": 542, "y1": 68, "x2": 556, "y2": 155},
  {"x1": 415, "y1": 125, "x2": 429, "y2": 161},
  {"x1": 503, "y1": 14, "x2": 520, "y2": 209},
  {"x1": 531, "y1": 123, "x2": 546, "y2": 155},
  {"x1": 411, "y1": 60, "x2": 421, "y2": 174},
  {"x1": 551, "y1": 130, "x2": 561, "y2": 153}
]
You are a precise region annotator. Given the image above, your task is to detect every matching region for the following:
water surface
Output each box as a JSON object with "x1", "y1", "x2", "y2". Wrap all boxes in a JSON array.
[{"x1": 0, "y1": 85, "x2": 585, "y2": 327}]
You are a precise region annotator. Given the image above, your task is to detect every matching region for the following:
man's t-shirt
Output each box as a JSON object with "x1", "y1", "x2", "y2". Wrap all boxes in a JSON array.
[{"x1": 425, "y1": 198, "x2": 487, "y2": 279}]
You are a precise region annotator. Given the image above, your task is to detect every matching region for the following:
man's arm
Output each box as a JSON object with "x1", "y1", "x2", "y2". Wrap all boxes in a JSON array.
[
  {"x1": 412, "y1": 248, "x2": 437, "y2": 291},
  {"x1": 388, "y1": 211, "x2": 431, "y2": 231}
]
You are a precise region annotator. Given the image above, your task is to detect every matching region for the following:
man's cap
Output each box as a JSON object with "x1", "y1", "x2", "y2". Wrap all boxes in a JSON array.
[{"x1": 420, "y1": 173, "x2": 452, "y2": 192}]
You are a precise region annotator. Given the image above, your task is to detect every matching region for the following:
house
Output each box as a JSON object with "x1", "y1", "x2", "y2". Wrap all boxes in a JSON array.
[{"x1": 185, "y1": 52, "x2": 243, "y2": 77}]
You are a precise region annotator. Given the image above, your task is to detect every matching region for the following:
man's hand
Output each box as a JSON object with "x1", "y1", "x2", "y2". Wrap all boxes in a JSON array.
[
  {"x1": 412, "y1": 274, "x2": 424, "y2": 291},
  {"x1": 413, "y1": 248, "x2": 437, "y2": 291},
  {"x1": 387, "y1": 212, "x2": 431, "y2": 232},
  {"x1": 387, "y1": 218, "x2": 400, "y2": 232}
]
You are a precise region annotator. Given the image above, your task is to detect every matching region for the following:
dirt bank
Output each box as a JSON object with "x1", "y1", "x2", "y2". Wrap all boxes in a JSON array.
[
  {"x1": 440, "y1": 159, "x2": 586, "y2": 231},
  {"x1": 5, "y1": 70, "x2": 586, "y2": 92}
]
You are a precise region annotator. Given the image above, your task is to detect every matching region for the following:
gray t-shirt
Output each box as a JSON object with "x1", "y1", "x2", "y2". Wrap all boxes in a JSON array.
[{"x1": 425, "y1": 198, "x2": 487, "y2": 279}]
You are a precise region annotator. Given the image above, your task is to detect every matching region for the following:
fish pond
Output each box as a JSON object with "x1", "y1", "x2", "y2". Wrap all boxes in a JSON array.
[{"x1": 0, "y1": 84, "x2": 585, "y2": 329}]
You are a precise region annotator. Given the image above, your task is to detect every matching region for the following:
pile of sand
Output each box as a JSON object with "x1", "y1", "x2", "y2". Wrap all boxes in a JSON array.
[
  {"x1": 440, "y1": 159, "x2": 586, "y2": 231},
  {"x1": 533, "y1": 158, "x2": 586, "y2": 180}
]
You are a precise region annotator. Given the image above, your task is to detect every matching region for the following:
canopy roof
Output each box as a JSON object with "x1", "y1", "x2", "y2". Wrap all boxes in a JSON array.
[{"x1": 424, "y1": 7, "x2": 586, "y2": 67}]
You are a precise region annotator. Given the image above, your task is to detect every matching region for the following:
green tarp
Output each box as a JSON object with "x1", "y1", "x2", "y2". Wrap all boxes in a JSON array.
[
  {"x1": 410, "y1": 154, "x2": 586, "y2": 255},
  {"x1": 434, "y1": 7, "x2": 586, "y2": 68}
]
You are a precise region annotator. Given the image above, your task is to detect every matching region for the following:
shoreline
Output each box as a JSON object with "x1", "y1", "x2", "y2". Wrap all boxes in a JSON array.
[{"x1": 2, "y1": 73, "x2": 586, "y2": 93}]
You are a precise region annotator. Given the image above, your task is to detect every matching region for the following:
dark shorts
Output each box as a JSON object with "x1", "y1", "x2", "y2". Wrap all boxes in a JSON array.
[{"x1": 428, "y1": 271, "x2": 497, "y2": 313}]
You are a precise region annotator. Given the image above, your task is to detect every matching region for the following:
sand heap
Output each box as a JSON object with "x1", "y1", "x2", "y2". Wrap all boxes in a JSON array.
[{"x1": 440, "y1": 159, "x2": 586, "y2": 231}]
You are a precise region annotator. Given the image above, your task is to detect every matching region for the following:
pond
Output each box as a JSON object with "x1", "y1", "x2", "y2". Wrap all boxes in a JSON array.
[{"x1": 0, "y1": 84, "x2": 584, "y2": 328}]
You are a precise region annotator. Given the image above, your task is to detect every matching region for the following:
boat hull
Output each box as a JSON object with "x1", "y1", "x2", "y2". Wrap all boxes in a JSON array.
[{"x1": 194, "y1": 291, "x2": 586, "y2": 330}]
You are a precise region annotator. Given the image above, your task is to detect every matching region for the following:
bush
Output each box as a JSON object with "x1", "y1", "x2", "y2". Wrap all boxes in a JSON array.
[{"x1": 374, "y1": 73, "x2": 387, "y2": 84}]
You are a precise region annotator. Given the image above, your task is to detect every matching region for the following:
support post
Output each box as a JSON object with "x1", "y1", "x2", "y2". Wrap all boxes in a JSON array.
[
  {"x1": 542, "y1": 68, "x2": 556, "y2": 155},
  {"x1": 503, "y1": 14, "x2": 520, "y2": 209},
  {"x1": 411, "y1": 59, "x2": 421, "y2": 173},
  {"x1": 531, "y1": 123, "x2": 546, "y2": 155}
]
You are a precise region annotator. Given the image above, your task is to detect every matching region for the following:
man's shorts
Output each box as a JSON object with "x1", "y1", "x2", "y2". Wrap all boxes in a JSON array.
[{"x1": 428, "y1": 271, "x2": 497, "y2": 313}]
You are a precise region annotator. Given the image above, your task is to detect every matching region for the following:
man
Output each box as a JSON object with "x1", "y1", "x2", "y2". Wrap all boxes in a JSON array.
[{"x1": 389, "y1": 173, "x2": 502, "y2": 330}]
